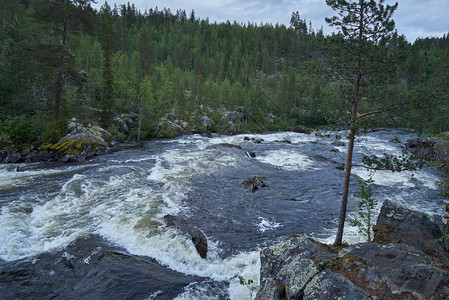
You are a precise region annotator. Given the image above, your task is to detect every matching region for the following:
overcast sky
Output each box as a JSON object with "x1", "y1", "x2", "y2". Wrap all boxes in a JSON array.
[{"x1": 93, "y1": 0, "x2": 449, "y2": 43}]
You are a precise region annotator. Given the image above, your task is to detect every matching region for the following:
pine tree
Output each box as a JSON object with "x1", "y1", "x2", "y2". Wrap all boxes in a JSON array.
[{"x1": 325, "y1": 0, "x2": 398, "y2": 245}]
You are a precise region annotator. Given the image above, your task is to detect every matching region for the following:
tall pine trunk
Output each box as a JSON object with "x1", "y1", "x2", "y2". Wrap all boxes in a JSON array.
[{"x1": 334, "y1": 1, "x2": 364, "y2": 245}]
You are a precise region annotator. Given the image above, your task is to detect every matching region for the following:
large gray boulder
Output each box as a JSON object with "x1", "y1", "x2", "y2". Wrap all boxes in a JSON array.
[
  {"x1": 374, "y1": 199, "x2": 449, "y2": 261},
  {"x1": 257, "y1": 201, "x2": 449, "y2": 299},
  {"x1": 42, "y1": 119, "x2": 110, "y2": 163},
  {"x1": 197, "y1": 116, "x2": 215, "y2": 133}
]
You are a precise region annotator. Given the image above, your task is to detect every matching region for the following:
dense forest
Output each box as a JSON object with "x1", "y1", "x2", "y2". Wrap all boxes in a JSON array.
[{"x1": 1, "y1": 0, "x2": 448, "y2": 148}]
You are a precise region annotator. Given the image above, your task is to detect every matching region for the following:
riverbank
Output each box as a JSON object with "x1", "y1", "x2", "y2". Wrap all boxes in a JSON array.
[{"x1": 0, "y1": 112, "x2": 314, "y2": 164}]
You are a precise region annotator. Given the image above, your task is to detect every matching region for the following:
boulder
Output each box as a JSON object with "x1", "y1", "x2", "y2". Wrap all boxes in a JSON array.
[
  {"x1": 197, "y1": 116, "x2": 215, "y2": 132},
  {"x1": 221, "y1": 111, "x2": 243, "y2": 125},
  {"x1": 113, "y1": 114, "x2": 138, "y2": 135},
  {"x1": 241, "y1": 176, "x2": 267, "y2": 192},
  {"x1": 42, "y1": 121, "x2": 110, "y2": 163},
  {"x1": 257, "y1": 201, "x2": 449, "y2": 299},
  {"x1": 157, "y1": 117, "x2": 187, "y2": 138},
  {"x1": 163, "y1": 214, "x2": 208, "y2": 259},
  {"x1": 373, "y1": 199, "x2": 449, "y2": 261},
  {"x1": 293, "y1": 125, "x2": 311, "y2": 135},
  {"x1": 223, "y1": 121, "x2": 237, "y2": 135}
]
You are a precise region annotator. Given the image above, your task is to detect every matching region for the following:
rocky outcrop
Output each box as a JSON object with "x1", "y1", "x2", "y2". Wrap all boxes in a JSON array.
[
  {"x1": 444, "y1": 204, "x2": 449, "y2": 252},
  {"x1": 197, "y1": 116, "x2": 215, "y2": 133},
  {"x1": 114, "y1": 113, "x2": 138, "y2": 136},
  {"x1": 257, "y1": 201, "x2": 449, "y2": 299},
  {"x1": 163, "y1": 214, "x2": 208, "y2": 259},
  {"x1": 221, "y1": 110, "x2": 243, "y2": 125},
  {"x1": 157, "y1": 115, "x2": 193, "y2": 138},
  {"x1": 406, "y1": 135, "x2": 449, "y2": 162},
  {"x1": 1, "y1": 119, "x2": 112, "y2": 163},
  {"x1": 374, "y1": 200, "x2": 448, "y2": 261},
  {"x1": 293, "y1": 125, "x2": 311, "y2": 135},
  {"x1": 42, "y1": 119, "x2": 110, "y2": 163}
]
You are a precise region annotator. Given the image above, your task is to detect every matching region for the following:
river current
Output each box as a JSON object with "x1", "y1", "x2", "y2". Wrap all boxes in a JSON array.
[{"x1": 0, "y1": 130, "x2": 445, "y2": 299}]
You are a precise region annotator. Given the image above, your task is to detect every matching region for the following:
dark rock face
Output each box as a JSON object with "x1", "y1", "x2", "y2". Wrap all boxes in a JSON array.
[
  {"x1": 374, "y1": 199, "x2": 449, "y2": 261},
  {"x1": 0, "y1": 235, "x2": 203, "y2": 300},
  {"x1": 163, "y1": 214, "x2": 208, "y2": 259},
  {"x1": 257, "y1": 201, "x2": 449, "y2": 299},
  {"x1": 293, "y1": 125, "x2": 311, "y2": 135}
]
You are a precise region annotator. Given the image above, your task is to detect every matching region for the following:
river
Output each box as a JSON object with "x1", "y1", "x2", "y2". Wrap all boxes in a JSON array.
[{"x1": 0, "y1": 130, "x2": 445, "y2": 299}]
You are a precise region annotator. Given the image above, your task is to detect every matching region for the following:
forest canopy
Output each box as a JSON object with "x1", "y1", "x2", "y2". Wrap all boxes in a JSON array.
[{"x1": 0, "y1": 0, "x2": 448, "y2": 146}]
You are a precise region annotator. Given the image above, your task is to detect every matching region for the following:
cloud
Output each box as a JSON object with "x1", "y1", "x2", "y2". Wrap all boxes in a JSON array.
[{"x1": 94, "y1": 0, "x2": 449, "y2": 42}]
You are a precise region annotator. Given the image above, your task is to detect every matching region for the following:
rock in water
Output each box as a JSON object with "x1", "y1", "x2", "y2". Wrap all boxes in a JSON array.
[
  {"x1": 163, "y1": 214, "x2": 208, "y2": 259},
  {"x1": 292, "y1": 125, "x2": 311, "y2": 134},
  {"x1": 241, "y1": 176, "x2": 267, "y2": 192}
]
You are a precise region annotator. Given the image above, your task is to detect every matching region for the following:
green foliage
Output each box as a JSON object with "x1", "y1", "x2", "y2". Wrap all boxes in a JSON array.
[
  {"x1": 1, "y1": 115, "x2": 41, "y2": 146},
  {"x1": 108, "y1": 125, "x2": 127, "y2": 142},
  {"x1": 42, "y1": 119, "x2": 68, "y2": 144},
  {"x1": 349, "y1": 178, "x2": 378, "y2": 242},
  {"x1": 361, "y1": 151, "x2": 425, "y2": 172},
  {"x1": 237, "y1": 275, "x2": 258, "y2": 300}
]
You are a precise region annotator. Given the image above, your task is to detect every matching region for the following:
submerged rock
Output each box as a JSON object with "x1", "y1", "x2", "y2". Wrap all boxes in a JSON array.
[
  {"x1": 0, "y1": 235, "x2": 204, "y2": 299},
  {"x1": 331, "y1": 141, "x2": 345, "y2": 146},
  {"x1": 163, "y1": 214, "x2": 208, "y2": 259},
  {"x1": 257, "y1": 201, "x2": 449, "y2": 299},
  {"x1": 312, "y1": 154, "x2": 345, "y2": 170}
]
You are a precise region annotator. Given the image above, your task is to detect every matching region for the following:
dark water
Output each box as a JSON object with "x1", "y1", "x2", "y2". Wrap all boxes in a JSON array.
[{"x1": 0, "y1": 131, "x2": 445, "y2": 299}]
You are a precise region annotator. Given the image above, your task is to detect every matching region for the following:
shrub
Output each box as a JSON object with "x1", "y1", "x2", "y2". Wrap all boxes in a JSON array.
[{"x1": 42, "y1": 119, "x2": 68, "y2": 144}]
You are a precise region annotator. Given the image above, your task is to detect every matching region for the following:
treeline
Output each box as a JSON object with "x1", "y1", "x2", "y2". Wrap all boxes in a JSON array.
[{"x1": 0, "y1": 0, "x2": 448, "y2": 146}]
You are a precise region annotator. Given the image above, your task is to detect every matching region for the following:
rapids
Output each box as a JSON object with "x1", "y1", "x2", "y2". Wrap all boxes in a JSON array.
[{"x1": 0, "y1": 130, "x2": 445, "y2": 299}]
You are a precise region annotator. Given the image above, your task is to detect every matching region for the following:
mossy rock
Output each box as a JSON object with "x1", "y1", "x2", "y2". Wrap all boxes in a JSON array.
[{"x1": 43, "y1": 136, "x2": 106, "y2": 156}]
